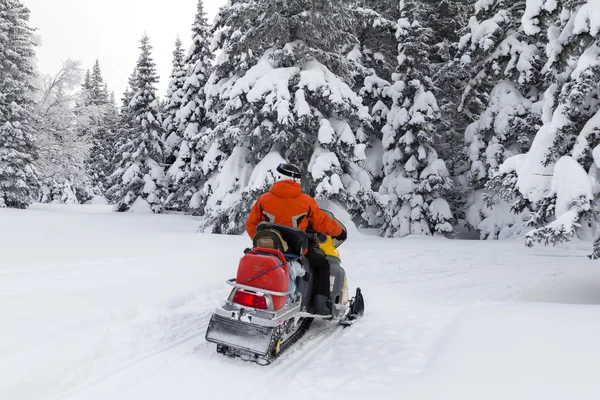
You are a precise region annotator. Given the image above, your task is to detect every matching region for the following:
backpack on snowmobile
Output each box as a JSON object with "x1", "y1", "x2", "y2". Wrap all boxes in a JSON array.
[{"x1": 253, "y1": 228, "x2": 290, "y2": 253}]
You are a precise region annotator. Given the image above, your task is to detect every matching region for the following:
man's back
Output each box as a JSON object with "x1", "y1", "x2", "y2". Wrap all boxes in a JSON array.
[{"x1": 246, "y1": 180, "x2": 342, "y2": 239}]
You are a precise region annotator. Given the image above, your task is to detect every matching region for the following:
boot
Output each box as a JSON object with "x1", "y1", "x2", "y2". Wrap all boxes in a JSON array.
[{"x1": 312, "y1": 294, "x2": 330, "y2": 316}]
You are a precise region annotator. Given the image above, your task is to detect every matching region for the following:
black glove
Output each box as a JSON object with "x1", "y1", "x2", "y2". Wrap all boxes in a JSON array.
[{"x1": 333, "y1": 230, "x2": 347, "y2": 241}]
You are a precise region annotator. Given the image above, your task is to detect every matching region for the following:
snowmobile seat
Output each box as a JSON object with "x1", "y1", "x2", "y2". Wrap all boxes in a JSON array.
[{"x1": 255, "y1": 222, "x2": 309, "y2": 257}]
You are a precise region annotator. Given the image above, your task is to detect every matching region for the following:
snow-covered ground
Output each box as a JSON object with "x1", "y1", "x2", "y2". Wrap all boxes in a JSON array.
[{"x1": 2, "y1": 204, "x2": 600, "y2": 400}]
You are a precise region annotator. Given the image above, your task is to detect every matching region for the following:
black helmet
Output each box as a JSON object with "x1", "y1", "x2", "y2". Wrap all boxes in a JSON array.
[{"x1": 276, "y1": 163, "x2": 302, "y2": 180}]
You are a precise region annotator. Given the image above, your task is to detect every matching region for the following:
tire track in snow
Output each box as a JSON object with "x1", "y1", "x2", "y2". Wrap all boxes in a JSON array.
[
  {"x1": 45, "y1": 310, "x2": 216, "y2": 400},
  {"x1": 243, "y1": 321, "x2": 347, "y2": 400}
]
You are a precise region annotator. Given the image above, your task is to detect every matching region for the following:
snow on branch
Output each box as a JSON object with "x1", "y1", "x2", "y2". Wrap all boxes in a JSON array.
[{"x1": 525, "y1": 156, "x2": 595, "y2": 247}]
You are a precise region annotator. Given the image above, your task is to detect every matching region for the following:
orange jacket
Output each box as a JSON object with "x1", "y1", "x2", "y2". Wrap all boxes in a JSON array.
[{"x1": 246, "y1": 180, "x2": 343, "y2": 239}]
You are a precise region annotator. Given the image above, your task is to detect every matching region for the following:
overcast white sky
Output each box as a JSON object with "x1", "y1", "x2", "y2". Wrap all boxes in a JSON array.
[{"x1": 23, "y1": 0, "x2": 227, "y2": 97}]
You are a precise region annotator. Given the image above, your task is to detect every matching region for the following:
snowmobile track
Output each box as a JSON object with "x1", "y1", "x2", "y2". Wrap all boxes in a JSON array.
[
  {"x1": 46, "y1": 312, "x2": 214, "y2": 400},
  {"x1": 248, "y1": 321, "x2": 347, "y2": 400}
]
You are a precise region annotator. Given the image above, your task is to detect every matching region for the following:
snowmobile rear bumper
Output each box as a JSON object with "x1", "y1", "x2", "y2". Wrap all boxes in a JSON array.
[
  {"x1": 212, "y1": 298, "x2": 302, "y2": 327},
  {"x1": 205, "y1": 314, "x2": 275, "y2": 356},
  {"x1": 206, "y1": 298, "x2": 303, "y2": 357}
]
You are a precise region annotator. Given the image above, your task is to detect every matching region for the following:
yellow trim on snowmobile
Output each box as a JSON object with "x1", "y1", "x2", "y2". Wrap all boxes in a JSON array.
[{"x1": 318, "y1": 236, "x2": 339, "y2": 258}]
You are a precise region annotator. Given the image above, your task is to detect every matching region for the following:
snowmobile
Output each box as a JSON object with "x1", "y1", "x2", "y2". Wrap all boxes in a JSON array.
[{"x1": 205, "y1": 211, "x2": 364, "y2": 365}]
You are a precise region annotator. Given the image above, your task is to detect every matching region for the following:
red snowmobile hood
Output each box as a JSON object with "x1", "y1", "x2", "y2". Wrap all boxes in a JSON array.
[{"x1": 270, "y1": 180, "x2": 302, "y2": 199}]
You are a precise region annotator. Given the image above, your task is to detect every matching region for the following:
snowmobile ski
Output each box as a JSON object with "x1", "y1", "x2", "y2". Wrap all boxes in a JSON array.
[{"x1": 340, "y1": 288, "x2": 364, "y2": 326}]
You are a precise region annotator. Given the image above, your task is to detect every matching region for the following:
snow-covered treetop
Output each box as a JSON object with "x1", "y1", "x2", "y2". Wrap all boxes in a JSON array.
[
  {"x1": 90, "y1": 60, "x2": 109, "y2": 106},
  {"x1": 128, "y1": 34, "x2": 163, "y2": 160},
  {"x1": 211, "y1": 0, "x2": 360, "y2": 81},
  {"x1": 187, "y1": 0, "x2": 213, "y2": 69},
  {"x1": 164, "y1": 37, "x2": 186, "y2": 118},
  {"x1": 134, "y1": 34, "x2": 159, "y2": 93}
]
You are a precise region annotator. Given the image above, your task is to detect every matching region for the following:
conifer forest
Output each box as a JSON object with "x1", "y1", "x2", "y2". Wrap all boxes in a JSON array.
[{"x1": 2, "y1": 0, "x2": 600, "y2": 249}]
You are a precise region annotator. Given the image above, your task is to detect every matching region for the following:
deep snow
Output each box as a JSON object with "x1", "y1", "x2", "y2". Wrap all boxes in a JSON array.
[{"x1": 2, "y1": 204, "x2": 600, "y2": 400}]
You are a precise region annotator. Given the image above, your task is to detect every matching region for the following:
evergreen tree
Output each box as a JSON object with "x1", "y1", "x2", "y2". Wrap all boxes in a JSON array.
[
  {"x1": 105, "y1": 70, "x2": 137, "y2": 204},
  {"x1": 82, "y1": 69, "x2": 92, "y2": 95},
  {"x1": 90, "y1": 60, "x2": 109, "y2": 105},
  {"x1": 455, "y1": 0, "x2": 547, "y2": 238},
  {"x1": 162, "y1": 37, "x2": 186, "y2": 182},
  {"x1": 84, "y1": 60, "x2": 116, "y2": 195},
  {"x1": 165, "y1": 0, "x2": 214, "y2": 212},
  {"x1": 524, "y1": 156, "x2": 595, "y2": 247},
  {"x1": 514, "y1": 0, "x2": 600, "y2": 246},
  {"x1": 0, "y1": 0, "x2": 39, "y2": 208},
  {"x1": 378, "y1": 0, "x2": 453, "y2": 238},
  {"x1": 458, "y1": 0, "x2": 545, "y2": 190},
  {"x1": 199, "y1": 0, "x2": 373, "y2": 234},
  {"x1": 352, "y1": 1, "x2": 399, "y2": 227},
  {"x1": 106, "y1": 34, "x2": 166, "y2": 213},
  {"x1": 429, "y1": 0, "x2": 473, "y2": 178},
  {"x1": 74, "y1": 69, "x2": 94, "y2": 137}
]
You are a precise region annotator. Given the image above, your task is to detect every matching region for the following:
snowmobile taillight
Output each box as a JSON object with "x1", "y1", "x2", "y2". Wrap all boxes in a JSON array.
[{"x1": 233, "y1": 290, "x2": 268, "y2": 309}]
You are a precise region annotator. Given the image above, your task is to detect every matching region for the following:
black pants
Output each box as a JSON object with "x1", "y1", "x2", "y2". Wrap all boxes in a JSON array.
[{"x1": 304, "y1": 246, "x2": 330, "y2": 296}]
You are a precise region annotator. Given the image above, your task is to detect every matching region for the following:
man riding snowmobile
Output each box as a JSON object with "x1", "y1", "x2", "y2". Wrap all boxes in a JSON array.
[
  {"x1": 246, "y1": 163, "x2": 347, "y2": 315},
  {"x1": 205, "y1": 163, "x2": 364, "y2": 364}
]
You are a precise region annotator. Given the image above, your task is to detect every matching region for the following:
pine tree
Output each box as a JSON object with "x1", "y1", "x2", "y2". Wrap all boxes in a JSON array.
[
  {"x1": 199, "y1": 0, "x2": 373, "y2": 234},
  {"x1": 74, "y1": 70, "x2": 93, "y2": 137},
  {"x1": 458, "y1": 0, "x2": 545, "y2": 190},
  {"x1": 540, "y1": 1, "x2": 600, "y2": 169},
  {"x1": 162, "y1": 37, "x2": 186, "y2": 170},
  {"x1": 84, "y1": 60, "x2": 116, "y2": 196},
  {"x1": 455, "y1": 0, "x2": 547, "y2": 238},
  {"x1": 106, "y1": 34, "x2": 166, "y2": 213},
  {"x1": 90, "y1": 60, "x2": 109, "y2": 106},
  {"x1": 429, "y1": 0, "x2": 473, "y2": 177},
  {"x1": 0, "y1": 0, "x2": 39, "y2": 208},
  {"x1": 378, "y1": 0, "x2": 453, "y2": 238},
  {"x1": 515, "y1": 0, "x2": 600, "y2": 246},
  {"x1": 105, "y1": 70, "x2": 137, "y2": 204},
  {"x1": 352, "y1": 1, "x2": 400, "y2": 227},
  {"x1": 165, "y1": 0, "x2": 215, "y2": 212},
  {"x1": 352, "y1": 0, "x2": 400, "y2": 83},
  {"x1": 524, "y1": 156, "x2": 594, "y2": 247},
  {"x1": 82, "y1": 69, "x2": 92, "y2": 96},
  {"x1": 99, "y1": 90, "x2": 119, "y2": 193}
]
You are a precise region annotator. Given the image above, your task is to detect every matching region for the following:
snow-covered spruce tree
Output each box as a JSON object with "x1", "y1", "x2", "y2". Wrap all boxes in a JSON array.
[
  {"x1": 84, "y1": 60, "x2": 117, "y2": 197},
  {"x1": 104, "y1": 70, "x2": 137, "y2": 205},
  {"x1": 351, "y1": 1, "x2": 399, "y2": 227},
  {"x1": 90, "y1": 60, "x2": 109, "y2": 105},
  {"x1": 428, "y1": 0, "x2": 473, "y2": 177},
  {"x1": 34, "y1": 59, "x2": 94, "y2": 204},
  {"x1": 74, "y1": 70, "x2": 93, "y2": 138},
  {"x1": 165, "y1": 0, "x2": 214, "y2": 212},
  {"x1": 199, "y1": 0, "x2": 373, "y2": 234},
  {"x1": 355, "y1": 1, "x2": 473, "y2": 228},
  {"x1": 106, "y1": 35, "x2": 166, "y2": 213},
  {"x1": 514, "y1": 0, "x2": 600, "y2": 247},
  {"x1": 162, "y1": 37, "x2": 186, "y2": 169},
  {"x1": 524, "y1": 156, "x2": 594, "y2": 247},
  {"x1": 100, "y1": 91, "x2": 119, "y2": 190},
  {"x1": 0, "y1": 0, "x2": 39, "y2": 209},
  {"x1": 464, "y1": 79, "x2": 542, "y2": 239},
  {"x1": 353, "y1": 0, "x2": 400, "y2": 83},
  {"x1": 378, "y1": 0, "x2": 453, "y2": 238},
  {"x1": 453, "y1": 0, "x2": 548, "y2": 239},
  {"x1": 459, "y1": 0, "x2": 545, "y2": 189}
]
